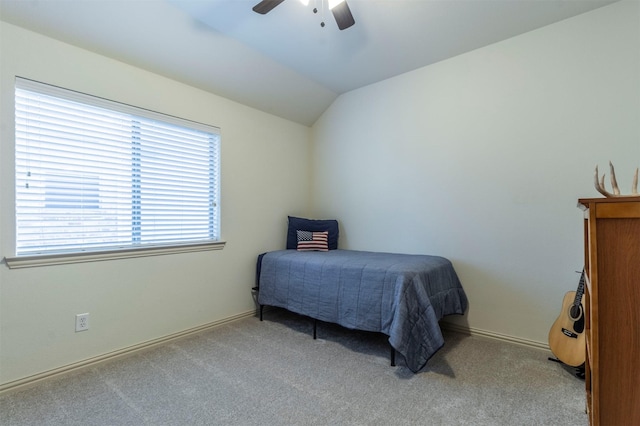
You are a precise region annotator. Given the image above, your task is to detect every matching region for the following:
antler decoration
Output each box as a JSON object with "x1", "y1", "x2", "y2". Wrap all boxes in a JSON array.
[{"x1": 594, "y1": 161, "x2": 639, "y2": 197}]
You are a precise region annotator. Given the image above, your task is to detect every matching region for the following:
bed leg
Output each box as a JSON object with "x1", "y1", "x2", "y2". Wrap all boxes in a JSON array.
[
  {"x1": 390, "y1": 345, "x2": 396, "y2": 367},
  {"x1": 259, "y1": 305, "x2": 264, "y2": 321},
  {"x1": 313, "y1": 319, "x2": 317, "y2": 339}
]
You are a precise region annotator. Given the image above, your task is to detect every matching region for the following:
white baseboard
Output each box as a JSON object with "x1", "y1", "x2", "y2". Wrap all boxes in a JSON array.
[
  {"x1": 0, "y1": 309, "x2": 257, "y2": 395},
  {"x1": 441, "y1": 321, "x2": 550, "y2": 351}
]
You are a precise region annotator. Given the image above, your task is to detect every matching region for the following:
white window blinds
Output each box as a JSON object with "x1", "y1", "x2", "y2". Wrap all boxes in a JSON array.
[{"x1": 14, "y1": 78, "x2": 221, "y2": 256}]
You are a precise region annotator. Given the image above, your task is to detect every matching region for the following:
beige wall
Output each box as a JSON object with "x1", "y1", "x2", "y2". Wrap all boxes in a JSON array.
[
  {"x1": 0, "y1": 22, "x2": 311, "y2": 386},
  {"x1": 311, "y1": 1, "x2": 640, "y2": 345}
]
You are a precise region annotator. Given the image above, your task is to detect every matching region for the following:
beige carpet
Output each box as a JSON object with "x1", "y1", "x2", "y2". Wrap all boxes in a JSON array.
[{"x1": 0, "y1": 308, "x2": 587, "y2": 425}]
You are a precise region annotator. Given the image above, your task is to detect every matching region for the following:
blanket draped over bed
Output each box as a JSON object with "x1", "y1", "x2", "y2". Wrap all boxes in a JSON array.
[{"x1": 257, "y1": 249, "x2": 468, "y2": 372}]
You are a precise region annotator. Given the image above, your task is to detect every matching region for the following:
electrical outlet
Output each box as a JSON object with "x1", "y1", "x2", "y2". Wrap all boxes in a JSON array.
[{"x1": 75, "y1": 313, "x2": 89, "y2": 332}]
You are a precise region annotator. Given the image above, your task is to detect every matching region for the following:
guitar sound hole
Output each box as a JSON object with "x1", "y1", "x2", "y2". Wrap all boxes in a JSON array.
[
  {"x1": 568, "y1": 304, "x2": 585, "y2": 333},
  {"x1": 569, "y1": 304, "x2": 583, "y2": 321}
]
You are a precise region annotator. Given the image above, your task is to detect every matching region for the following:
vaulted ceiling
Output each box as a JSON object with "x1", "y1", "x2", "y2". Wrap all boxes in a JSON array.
[{"x1": 0, "y1": 0, "x2": 618, "y2": 126}]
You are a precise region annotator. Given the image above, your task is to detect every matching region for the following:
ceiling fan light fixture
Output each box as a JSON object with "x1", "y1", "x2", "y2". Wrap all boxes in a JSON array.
[{"x1": 253, "y1": 0, "x2": 354, "y2": 31}]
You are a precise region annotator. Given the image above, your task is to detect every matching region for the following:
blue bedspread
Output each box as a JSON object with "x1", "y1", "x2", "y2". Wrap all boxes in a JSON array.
[{"x1": 257, "y1": 249, "x2": 468, "y2": 372}]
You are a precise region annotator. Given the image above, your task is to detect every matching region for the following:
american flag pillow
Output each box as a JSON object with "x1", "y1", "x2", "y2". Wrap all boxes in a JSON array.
[{"x1": 296, "y1": 230, "x2": 329, "y2": 251}]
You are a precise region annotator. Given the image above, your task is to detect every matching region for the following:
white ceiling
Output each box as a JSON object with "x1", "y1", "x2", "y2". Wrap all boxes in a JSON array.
[{"x1": 0, "y1": 0, "x2": 618, "y2": 126}]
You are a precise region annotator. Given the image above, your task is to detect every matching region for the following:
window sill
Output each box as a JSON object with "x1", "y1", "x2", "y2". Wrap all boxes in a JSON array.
[{"x1": 3, "y1": 241, "x2": 226, "y2": 269}]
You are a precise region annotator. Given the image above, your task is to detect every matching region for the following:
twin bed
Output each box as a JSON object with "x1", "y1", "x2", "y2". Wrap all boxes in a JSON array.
[{"x1": 256, "y1": 216, "x2": 468, "y2": 373}]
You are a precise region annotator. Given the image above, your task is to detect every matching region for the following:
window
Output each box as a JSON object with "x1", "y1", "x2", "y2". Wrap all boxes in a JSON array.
[{"x1": 11, "y1": 78, "x2": 222, "y2": 264}]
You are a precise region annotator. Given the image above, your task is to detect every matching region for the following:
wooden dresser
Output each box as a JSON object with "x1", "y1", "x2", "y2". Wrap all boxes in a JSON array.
[{"x1": 578, "y1": 197, "x2": 640, "y2": 425}]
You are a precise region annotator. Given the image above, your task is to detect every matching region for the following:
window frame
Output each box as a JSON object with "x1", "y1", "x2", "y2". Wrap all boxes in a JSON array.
[{"x1": 5, "y1": 78, "x2": 225, "y2": 269}]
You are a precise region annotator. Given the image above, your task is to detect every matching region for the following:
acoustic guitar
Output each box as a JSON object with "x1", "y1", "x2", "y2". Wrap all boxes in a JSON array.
[{"x1": 548, "y1": 270, "x2": 586, "y2": 367}]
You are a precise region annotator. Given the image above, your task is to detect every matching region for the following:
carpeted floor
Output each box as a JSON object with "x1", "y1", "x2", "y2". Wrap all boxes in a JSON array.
[{"x1": 0, "y1": 308, "x2": 587, "y2": 425}]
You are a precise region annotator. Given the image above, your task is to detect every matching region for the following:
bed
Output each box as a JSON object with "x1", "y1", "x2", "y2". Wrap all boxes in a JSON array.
[{"x1": 256, "y1": 217, "x2": 468, "y2": 373}]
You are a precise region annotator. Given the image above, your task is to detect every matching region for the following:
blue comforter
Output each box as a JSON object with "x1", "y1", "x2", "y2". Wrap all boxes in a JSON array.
[{"x1": 257, "y1": 249, "x2": 468, "y2": 372}]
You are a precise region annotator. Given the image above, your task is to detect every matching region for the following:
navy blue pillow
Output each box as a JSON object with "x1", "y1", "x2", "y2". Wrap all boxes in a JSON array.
[{"x1": 287, "y1": 216, "x2": 339, "y2": 250}]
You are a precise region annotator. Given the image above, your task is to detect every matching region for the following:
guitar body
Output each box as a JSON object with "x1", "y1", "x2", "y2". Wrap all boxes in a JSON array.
[{"x1": 548, "y1": 290, "x2": 586, "y2": 367}]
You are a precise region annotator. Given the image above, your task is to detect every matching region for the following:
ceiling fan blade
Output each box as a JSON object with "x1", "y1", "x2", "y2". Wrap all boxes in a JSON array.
[
  {"x1": 253, "y1": 0, "x2": 286, "y2": 14},
  {"x1": 331, "y1": 1, "x2": 355, "y2": 30}
]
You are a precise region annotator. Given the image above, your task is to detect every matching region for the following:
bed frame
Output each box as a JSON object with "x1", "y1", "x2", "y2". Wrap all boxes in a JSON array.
[{"x1": 257, "y1": 304, "x2": 399, "y2": 366}]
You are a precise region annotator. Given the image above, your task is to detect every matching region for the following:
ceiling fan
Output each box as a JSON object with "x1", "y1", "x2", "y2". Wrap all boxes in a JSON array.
[{"x1": 253, "y1": 0, "x2": 355, "y2": 30}]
